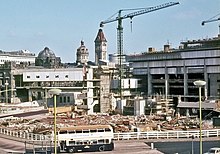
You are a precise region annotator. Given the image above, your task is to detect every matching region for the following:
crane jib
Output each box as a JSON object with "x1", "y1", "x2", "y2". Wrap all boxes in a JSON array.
[{"x1": 100, "y1": 2, "x2": 179, "y2": 26}]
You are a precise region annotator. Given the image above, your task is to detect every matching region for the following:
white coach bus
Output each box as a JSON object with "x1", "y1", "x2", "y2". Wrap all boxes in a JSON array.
[{"x1": 57, "y1": 125, "x2": 114, "y2": 153}]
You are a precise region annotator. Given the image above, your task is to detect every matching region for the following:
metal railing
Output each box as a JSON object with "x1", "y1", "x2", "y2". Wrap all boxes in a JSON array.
[{"x1": 0, "y1": 127, "x2": 219, "y2": 141}]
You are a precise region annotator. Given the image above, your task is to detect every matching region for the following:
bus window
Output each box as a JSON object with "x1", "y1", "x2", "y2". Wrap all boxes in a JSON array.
[
  {"x1": 98, "y1": 129, "x2": 104, "y2": 132},
  {"x1": 76, "y1": 141, "x2": 82, "y2": 145},
  {"x1": 76, "y1": 130, "x2": 82, "y2": 133},
  {"x1": 83, "y1": 130, "x2": 89, "y2": 133},
  {"x1": 98, "y1": 139, "x2": 105, "y2": 144},
  {"x1": 105, "y1": 128, "x2": 111, "y2": 132},
  {"x1": 90, "y1": 129, "x2": 97, "y2": 133},
  {"x1": 91, "y1": 140, "x2": 97, "y2": 144},
  {"x1": 68, "y1": 130, "x2": 75, "y2": 134},
  {"x1": 69, "y1": 141, "x2": 75, "y2": 145},
  {"x1": 83, "y1": 140, "x2": 89, "y2": 145},
  {"x1": 59, "y1": 131, "x2": 67, "y2": 134},
  {"x1": 105, "y1": 139, "x2": 109, "y2": 143}
]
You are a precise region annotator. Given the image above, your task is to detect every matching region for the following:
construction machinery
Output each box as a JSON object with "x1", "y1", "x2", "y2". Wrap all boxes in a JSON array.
[
  {"x1": 202, "y1": 12, "x2": 220, "y2": 34},
  {"x1": 100, "y1": 2, "x2": 179, "y2": 101}
]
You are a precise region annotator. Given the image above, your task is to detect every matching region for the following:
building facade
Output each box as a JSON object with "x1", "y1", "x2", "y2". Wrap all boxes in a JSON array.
[
  {"x1": 94, "y1": 29, "x2": 107, "y2": 65},
  {"x1": 127, "y1": 35, "x2": 220, "y2": 101},
  {"x1": 76, "y1": 40, "x2": 89, "y2": 65}
]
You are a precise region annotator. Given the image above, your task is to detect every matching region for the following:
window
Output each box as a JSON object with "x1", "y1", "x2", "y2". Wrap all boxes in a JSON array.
[
  {"x1": 90, "y1": 129, "x2": 97, "y2": 133},
  {"x1": 69, "y1": 141, "x2": 75, "y2": 145},
  {"x1": 105, "y1": 128, "x2": 111, "y2": 132},
  {"x1": 98, "y1": 139, "x2": 104, "y2": 144},
  {"x1": 76, "y1": 130, "x2": 82, "y2": 133},
  {"x1": 98, "y1": 129, "x2": 104, "y2": 132},
  {"x1": 46, "y1": 75, "x2": 49, "y2": 78},
  {"x1": 55, "y1": 75, "x2": 59, "y2": 78},
  {"x1": 65, "y1": 75, "x2": 68, "y2": 78},
  {"x1": 59, "y1": 131, "x2": 67, "y2": 134},
  {"x1": 83, "y1": 140, "x2": 89, "y2": 145},
  {"x1": 27, "y1": 76, "x2": 30, "y2": 78},
  {"x1": 105, "y1": 139, "x2": 110, "y2": 143},
  {"x1": 91, "y1": 140, "x2": 97, "y2": 144},
  {"x1": 67, "y1": 96, "x2": 70, "y2": 102},
  {"x1": 36, "y1": 75, "x2": 40, "y2": 78},
  {"x1": 82, "y1": 130, "x2": 89, "y2": 133},
  {"x1": 69, "y1": 130, "x2": 75, "y2": 134}
]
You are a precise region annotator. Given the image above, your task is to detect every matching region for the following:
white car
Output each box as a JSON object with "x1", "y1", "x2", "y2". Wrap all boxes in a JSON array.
[{"x1": 204, "y1": 147, "x2": 220, "y2": 154}]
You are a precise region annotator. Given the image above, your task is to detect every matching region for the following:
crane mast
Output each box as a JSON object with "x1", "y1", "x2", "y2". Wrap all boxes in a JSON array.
[{"x1": 100, "y1": 2, "x2": 179, "y2": 102}]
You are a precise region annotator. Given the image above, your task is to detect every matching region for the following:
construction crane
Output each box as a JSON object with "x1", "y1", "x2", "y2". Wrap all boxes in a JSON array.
[
  {"x1": 201, "y1": 13, "x2": 220, "y2": 34},
  {"x1": 202, "y1": 17, "x2": 220, "y2": 25},
  {"x1": 100, "y1": 2, "x2": 179, "y2": 101}
]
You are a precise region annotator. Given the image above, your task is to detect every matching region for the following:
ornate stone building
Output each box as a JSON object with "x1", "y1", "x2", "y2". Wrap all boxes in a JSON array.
[
  {"x1": 94, "y1": 29, "x2": 107, "y2": 65},
  {"x1": 35, "y1": 47, "x2": 61, "y2": 68},
  {"x1": 76, "y1": 40, "x2": 89, "y2": 65}
]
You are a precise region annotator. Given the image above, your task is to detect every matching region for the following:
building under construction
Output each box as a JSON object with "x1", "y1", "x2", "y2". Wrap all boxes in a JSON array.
[{"x1": 127, "y1": 34, "x2": 220, "y2": 102}]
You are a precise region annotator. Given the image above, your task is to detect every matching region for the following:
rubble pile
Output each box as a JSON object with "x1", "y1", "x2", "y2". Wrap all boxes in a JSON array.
[{"x1": 0, "y1": 113, "x2": 213, "y2": 135}]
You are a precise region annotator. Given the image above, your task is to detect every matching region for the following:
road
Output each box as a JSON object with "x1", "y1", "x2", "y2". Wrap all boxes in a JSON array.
[
  {"x1": 0, "y1": 136, "x2": 163, "y2": 154},
  {"x1": 0, "y1": 135, "x2": 219, "y2": 154},
  {"x1": 146, "y1": 138, "x2": 220, "y2": 154}
]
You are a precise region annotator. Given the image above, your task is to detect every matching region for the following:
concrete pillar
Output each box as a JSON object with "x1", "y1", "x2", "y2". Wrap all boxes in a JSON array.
[
  {"x1": 28, "y1": 89, "x2": 32, "y2": 102},
  {"x1": 147, "y1": 67, "x2": 152, "y2": 96},
  {"x1": 204, "y1": 59, "x2": 208, "y2": 100},
  {"x1": 183, "y1": 63, "x2": 188, "y2": 101},
  {"x1": 165, "y1": 67, "x2": 169, "y2": 98}
]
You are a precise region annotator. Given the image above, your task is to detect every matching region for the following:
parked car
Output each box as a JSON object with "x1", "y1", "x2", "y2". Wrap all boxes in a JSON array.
[{"x1": 204, "y1": 147, "x2": 220, "y2": 154}]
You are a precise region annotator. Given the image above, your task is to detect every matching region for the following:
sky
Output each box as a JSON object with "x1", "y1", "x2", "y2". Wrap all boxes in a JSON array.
[{"x1": 0, "y1": 0, "x2": 219, "y2": 63}]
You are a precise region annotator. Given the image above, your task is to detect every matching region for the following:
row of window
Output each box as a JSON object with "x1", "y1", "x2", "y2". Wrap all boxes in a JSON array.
[
  {"x1": 59, "y1": 96, "x2": 71, "y2": 103},
  {"x1": 59, "y1": 128, "x2": 111, "y2": 134},
  {"x1": 66, "y1": 139, "x2": 111, "y2": 146},
  {"x1": 27, "y1": 75, "x2": 69, "y2": 79}
]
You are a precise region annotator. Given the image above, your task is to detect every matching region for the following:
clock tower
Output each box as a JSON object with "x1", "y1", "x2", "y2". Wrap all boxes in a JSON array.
[{"x1": 94, "y1": 29, "x2": 107, "y2": 65}]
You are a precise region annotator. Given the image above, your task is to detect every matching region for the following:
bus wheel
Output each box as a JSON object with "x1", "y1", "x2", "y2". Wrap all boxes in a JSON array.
[
  {"x1": 99, "y1": 145, "x2": 105, "y2": 152},
  {"x1": 68, "y1": 148, "x2": 75, "y2": 153}
]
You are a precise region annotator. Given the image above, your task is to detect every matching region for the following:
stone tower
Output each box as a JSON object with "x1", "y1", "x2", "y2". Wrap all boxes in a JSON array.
[
  {"x1": 94, "y1": 29, "x2": 107, "y2": 65},
  {"x1": 76, "y1": 40, "x2": 89, "y2": 65}
]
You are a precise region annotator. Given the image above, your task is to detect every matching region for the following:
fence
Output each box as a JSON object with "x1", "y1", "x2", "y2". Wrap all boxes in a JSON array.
[{"x1": 0, "y1": 127, "x2": 219, "y2": 141}]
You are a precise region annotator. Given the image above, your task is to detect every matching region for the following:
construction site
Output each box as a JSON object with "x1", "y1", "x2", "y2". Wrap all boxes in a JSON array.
[{"x1": 0, "y1": 2, "x2": 219, "y2": 153}]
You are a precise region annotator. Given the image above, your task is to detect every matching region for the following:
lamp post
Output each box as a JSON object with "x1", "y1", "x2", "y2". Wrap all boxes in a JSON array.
[
  {"x1": 191, "y1": 135, "x2": 194, "y2": 154},
  {"x1": 5, "y1": 81, "x2": 9, "y2": 113},
  {"x1": 48, "y1": 88, "x2": 62, "y2": 154},
  {"x1": 193, "y1": 80, "x2": 206, "y2": 154}
]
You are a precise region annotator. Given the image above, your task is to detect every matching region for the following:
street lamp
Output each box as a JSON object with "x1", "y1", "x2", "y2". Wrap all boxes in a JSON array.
[
  {"x1": 193, "y1": 80, "x2": 206, "y2": 154},
  {"x1": 191, "y1": 134, "x2": 194, "y2": 154},
  {"x1": 5, "y1": 81, "x2": 9, "y2": 113},
  {"x1": 48, "y1": 88, "x2": 62, "y2": 154}
]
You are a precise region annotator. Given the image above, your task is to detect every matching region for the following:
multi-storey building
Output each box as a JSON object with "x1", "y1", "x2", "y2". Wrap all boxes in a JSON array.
[
  {"x1": 0, "y1": 49, "x2": 35, "y2": 65},
  {"x1": 127, "y1": 35, "x2": 220, "y2": 101},
  {"x1": 0, "y1": 46, "x2": 100, "y2": 114}
]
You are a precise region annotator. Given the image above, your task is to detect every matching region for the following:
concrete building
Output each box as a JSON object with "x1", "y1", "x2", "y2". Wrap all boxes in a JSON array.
[
  {"x1": 127, "y1": 35, "x2": 220, "y2": 101},
  {"x1": 0, "y1": 49, "x2": 35, "y2": 65}
]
